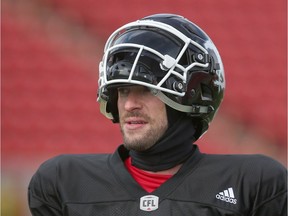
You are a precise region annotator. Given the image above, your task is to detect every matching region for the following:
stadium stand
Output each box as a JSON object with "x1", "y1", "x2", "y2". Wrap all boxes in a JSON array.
[{"x1": 3, "y1": 0, "x2": 286, "y2": 156}]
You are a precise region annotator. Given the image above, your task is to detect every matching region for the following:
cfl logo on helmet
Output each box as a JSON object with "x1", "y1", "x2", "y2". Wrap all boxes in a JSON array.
[{"x1": 140, "y1": 195, "x2": 159, "y2": 211}]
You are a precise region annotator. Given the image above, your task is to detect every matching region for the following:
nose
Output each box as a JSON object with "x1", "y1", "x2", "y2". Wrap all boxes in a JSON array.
[{"x1": 124, "y1": 91, "x2": 143, "y2": 111}]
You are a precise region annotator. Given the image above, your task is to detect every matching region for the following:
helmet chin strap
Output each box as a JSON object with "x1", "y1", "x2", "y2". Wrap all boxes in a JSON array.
[{"x1": 129, "y1": 108, "x2": 196, "y2": 172}]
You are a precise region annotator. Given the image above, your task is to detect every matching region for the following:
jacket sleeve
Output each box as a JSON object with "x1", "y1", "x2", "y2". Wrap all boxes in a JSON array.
[
  {"x1": 249, "y1": 156, "x2": 287, "y2": 216},
  {"x1": 28, "y1": 157, "x2": 63, "y2": 216},
  {"x1": 251, "y1": 191, "x2": 287, "y2": 216}
]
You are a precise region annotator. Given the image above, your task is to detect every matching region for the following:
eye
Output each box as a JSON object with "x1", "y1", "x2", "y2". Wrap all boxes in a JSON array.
[
  {"x1": 118, "y1": 87, "x2": 130, "y2": 97},
  {"x1": 142, "y1": 87, "x2": 152, "y2": 94}
]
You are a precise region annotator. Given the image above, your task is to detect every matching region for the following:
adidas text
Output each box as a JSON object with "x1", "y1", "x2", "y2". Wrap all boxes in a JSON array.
[{"x1": 216, "y1": 194, "x2": 237, "y2": 204}]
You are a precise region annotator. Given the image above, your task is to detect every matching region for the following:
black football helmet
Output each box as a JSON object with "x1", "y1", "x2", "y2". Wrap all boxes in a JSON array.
[{"x1": 97, "y1": 14, "x2": 225, "y2": 140}]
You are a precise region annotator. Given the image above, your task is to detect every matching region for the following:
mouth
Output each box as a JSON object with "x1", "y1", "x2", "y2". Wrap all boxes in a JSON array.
[
  {"x1": 124, "y1": 118, "x2": 148, "y2": 130},
  {"x1": 126, "y1": 120, "x2": 146, "y2": 124}
]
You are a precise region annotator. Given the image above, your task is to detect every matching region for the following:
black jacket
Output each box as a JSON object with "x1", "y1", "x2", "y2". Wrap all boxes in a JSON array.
[{"x1": 28, "y1": 145, "x2": 287, "y2": 216}]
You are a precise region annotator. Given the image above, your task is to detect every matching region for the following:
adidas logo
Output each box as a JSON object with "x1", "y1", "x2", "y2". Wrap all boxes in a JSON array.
[{"x1": 216, "y1": 187, "x2": 237, "y2": 205}]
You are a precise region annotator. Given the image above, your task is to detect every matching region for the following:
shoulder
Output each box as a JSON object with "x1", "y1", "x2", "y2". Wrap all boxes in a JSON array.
[
  {"x1": 204, "y1": 153, "x2": 287, "y2": 184},
  {"x1": 38, "y1": 153, "x2": 109, "y2": 171},
  {"x1": 199, "y1": 153, "x2": 287, "y2": 193},
  {"x1": 204, "y1": 153, "x2": 286, "y2": 175},
  {"x1": 30, "y1": 153, "x2": 111, "y2": 188},
  {"x1": 233, "y1": 154, "x2": 286, "y2": 187},
  {"x1": 194, "y1": 153, "x2": 286, "y2": 214},
  {"x1": 38, "y1": 153, "x2": 112, "y2": 177},
  {"x1": 28, "y1": 154, "x2": 113, "y2": 210},
  {"x1": 203, "y1": 153, "x2": 287, "y2": 201},
  {"x1": 29, "y1": 154, "x2": 112, "y2": 195}
]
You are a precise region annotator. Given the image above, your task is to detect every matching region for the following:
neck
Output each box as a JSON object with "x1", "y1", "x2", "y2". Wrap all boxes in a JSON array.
[{"x1": 129, "y1": 116, "x2": 196, "y2": 172}]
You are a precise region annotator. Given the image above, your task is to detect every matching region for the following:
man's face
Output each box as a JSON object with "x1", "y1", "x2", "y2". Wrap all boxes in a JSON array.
[{"x1": 117, "y1": 85, "x2": 168, "y2": 152}]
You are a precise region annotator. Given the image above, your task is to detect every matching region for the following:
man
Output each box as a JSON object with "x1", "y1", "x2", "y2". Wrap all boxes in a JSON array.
[{"x1": 28, "y1": 14, "x2": 287, "y2": 215}]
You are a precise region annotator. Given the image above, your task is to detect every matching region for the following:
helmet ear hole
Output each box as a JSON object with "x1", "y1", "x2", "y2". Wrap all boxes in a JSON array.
[{"x1": 200, "y1": 84, "x2": 213, "y2": 101}]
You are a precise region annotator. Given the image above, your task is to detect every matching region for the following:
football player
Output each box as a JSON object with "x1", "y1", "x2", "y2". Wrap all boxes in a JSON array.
[{"x1": 29, "y1": 14, "x2": 287, "y2": 215}]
